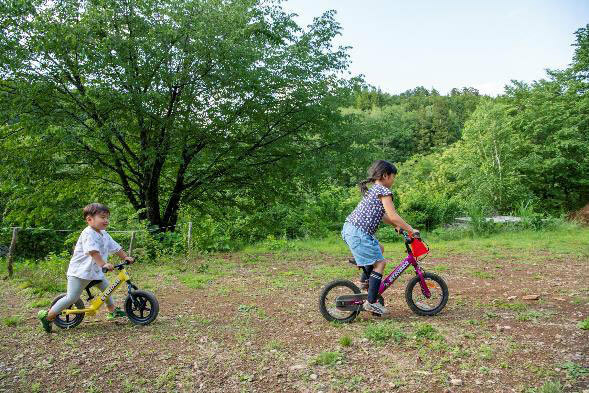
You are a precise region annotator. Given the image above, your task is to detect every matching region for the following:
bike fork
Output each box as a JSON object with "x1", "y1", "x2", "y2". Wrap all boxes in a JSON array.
[
  {"x1": 414, "y1": 265, "x2": 432, "y2": 298},
  {"x1": 127, "y1": 281, "x2": 140, "y2": 307}
]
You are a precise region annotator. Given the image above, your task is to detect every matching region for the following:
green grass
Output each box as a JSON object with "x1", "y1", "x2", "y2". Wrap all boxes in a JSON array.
[
  {"x1": 578, "y1": 317, "x2": 589, "y2": 330},
  {"x1": 311, "y1": 351, "x2": 344, "y2": 366},
  {"x1": 470, "y1": 270, "x2": 495, "y2": 279},
  {"x1": 364, "y1": 321, "x2": 407, "y2": 344},
  {"x1": 2, "y1": 315, "x2": 23, "y2": 327},
  {"x1": 560, "y1": 361, "x2": 589, "y2": 379},
  {"x1": 517, "y1": 310, "x2": 551, "y2": 322},
  {"x1": 28, "y1": 298, "x2": 52, "y2": 308},
  {"x1": 413, "y1": 323, "x2": 444, "y2": 341},
  {"x1": 493, "y1": 300, "x2": 528, "y2": 312},
  {"x1": 242, "y1": 224, "x2": 589, "y2": 262},
  {"x1": 339, "y1": 335, "x2": 352, "y2": 347}
]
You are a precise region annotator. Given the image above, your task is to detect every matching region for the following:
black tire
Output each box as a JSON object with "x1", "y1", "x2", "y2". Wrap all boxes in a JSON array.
[
  {"x1": 405, "y1": 272, "x2": 449, "y2": 316},
  {"x1": 319, "y1": 280, "x2": 362, "y2": 323},
  {"x1": 51, "y1": 294, "x2": 85, "y2": 329},
  {"x1": 125, "y1": 290, "x2": 159, "y2": 326}
]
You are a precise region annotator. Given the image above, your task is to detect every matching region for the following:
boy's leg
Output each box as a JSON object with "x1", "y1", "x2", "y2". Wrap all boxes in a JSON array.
[
  {"x1": 98, "y1": 279, "x2": 125, "y2": 318},
  {"x1": 39, "y1": 276, "x2": 90, "y2": 332},
  {"x1": 47, "y1": 276, "x2": 91, "y2": 320}
]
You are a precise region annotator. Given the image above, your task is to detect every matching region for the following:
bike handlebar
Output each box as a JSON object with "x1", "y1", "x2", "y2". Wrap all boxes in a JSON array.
[
  {"x1": 102, "y1": 260, "x2": 132, "y2": 273},
  {"x1": 396, "y1": 228, "x2": 421, "y2": 243}
]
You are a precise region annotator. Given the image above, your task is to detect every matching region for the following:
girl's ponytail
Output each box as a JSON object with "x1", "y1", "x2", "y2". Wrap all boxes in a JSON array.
[{"x1": 358, "y1": 178, "x2": 374, "y2": 195}]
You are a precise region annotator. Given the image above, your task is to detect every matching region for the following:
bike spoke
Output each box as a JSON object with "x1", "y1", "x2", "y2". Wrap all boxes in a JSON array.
[{"x1": 412, "y1": 279, "x2": 443, "y2": 310}]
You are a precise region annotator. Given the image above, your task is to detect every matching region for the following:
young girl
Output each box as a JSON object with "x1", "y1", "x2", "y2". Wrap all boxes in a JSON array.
[
  {"x1": 37, "y1": 203, "x2": 134, "y2": 332},
  {"x1": 342, "y1": 160, "x2": 418, "y2": 315}
]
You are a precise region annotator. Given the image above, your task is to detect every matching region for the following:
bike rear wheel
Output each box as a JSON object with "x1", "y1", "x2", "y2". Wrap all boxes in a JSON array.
[
  {"x1": 51, "y1": 294, "x2": 85, "y2": 329},
  {"x1": 319, "y1": 280, "x2": 362, "y2": 323},
  {"x1": 125, "y1": 290, "x2": 159, "y2": 325},
  {"x1": 405, "y1": 272, "x2": 449, "y2": 316}
]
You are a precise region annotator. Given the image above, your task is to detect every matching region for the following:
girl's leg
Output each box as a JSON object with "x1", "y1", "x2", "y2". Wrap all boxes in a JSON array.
[
  {"x1": 360, "y1": 244, "x2": 384, "y2": 283},
  {"x1": 47, "y1": 276, "x2": 91, "y2": 321},
  {"x1": 367, "y1": 260, "x2": 386, "y2": 303}
]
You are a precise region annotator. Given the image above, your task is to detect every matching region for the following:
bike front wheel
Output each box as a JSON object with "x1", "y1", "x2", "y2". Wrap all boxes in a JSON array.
[
  {"x1": 405, "y1": 272, "x2": 449, "y2": 316},
  {"x1": 125, "y1": 290, "x2": 159, "y2": 325},
  {"x1": 51, "y1": 294, "x2": 85, "y2": 329},
  {"x1": 319, "y1": 280, "x2": 362, "y2": 323}
]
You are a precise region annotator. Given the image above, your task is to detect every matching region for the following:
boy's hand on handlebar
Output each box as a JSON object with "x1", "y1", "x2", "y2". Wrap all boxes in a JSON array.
[
  {"x1": 123, "y1": 256, "x2": 134, "y2": 264},
  {"x1": 103, "y1": 263, "x2": 114, "y2": 272}
]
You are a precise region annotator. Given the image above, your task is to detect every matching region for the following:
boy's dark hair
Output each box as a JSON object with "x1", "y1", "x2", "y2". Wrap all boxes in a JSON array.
[
  {"x1": 83, "y1": 203, "x2": 110, "y2": 219},
  {"x1": 359, "y1": 160, "x2": 398, "y2": 195}
]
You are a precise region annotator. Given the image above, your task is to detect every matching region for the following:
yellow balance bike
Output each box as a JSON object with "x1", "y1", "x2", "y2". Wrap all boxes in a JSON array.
[{"x1": 51, "y1": 260, "x2": 159, "y2": 328}]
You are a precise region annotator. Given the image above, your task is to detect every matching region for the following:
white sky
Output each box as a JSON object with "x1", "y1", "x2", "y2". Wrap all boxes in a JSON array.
[{"x1": 283, "y1": 0, "x2": 589, "y2": 96}]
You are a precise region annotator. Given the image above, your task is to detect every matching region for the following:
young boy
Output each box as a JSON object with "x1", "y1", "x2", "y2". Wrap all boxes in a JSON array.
[{"x1": 37, "y1": 203, "x2": 134, "y2": 332}]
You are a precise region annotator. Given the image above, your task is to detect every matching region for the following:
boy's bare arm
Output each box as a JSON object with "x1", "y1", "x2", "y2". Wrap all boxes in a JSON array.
[
  {"x1": 115, "y1": 249, "x2": 134, "y2": 263},
  {"x1": 89, "y1": 251, "x2": 113, "y2": 270}
]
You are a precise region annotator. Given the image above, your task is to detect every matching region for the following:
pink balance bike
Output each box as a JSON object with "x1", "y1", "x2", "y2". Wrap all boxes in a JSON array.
[{"x1": 319, "y1": 229, "x2": 448, "y2": 323}]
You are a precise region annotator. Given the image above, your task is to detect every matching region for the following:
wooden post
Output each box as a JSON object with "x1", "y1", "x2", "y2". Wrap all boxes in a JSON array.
[
  {"x1": 128, "y1": 231, "x2": 136, "y2": 257},
  {"x1": 186, "y1": 222, "x2": 192, "y2": 253},
  {"x1": 6, "y1": 227, "x2": 19, "y2": 278}
]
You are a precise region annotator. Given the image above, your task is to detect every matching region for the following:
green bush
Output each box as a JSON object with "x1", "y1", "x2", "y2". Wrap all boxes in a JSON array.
[{"x1": 398, "y1": 193, "x2": 461, "y2": 231}]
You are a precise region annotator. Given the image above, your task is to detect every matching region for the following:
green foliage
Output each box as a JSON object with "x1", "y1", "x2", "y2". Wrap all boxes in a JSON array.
[
  {"x1": 1, "y1": 0, "x2": 354, "y2": 231},
  {"x1": 13, "y1": 252, "x2": 69, "y2": 295}
]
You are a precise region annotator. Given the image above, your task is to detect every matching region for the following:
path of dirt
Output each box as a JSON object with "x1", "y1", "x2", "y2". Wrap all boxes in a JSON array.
[{"x1": 0, "y1": 246, "x2": 588, "y2": 393}]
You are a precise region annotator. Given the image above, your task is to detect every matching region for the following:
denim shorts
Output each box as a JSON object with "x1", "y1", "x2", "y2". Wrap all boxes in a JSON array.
[{"x1": 341, "y1": 222, "x2": 384, "y2": 266}]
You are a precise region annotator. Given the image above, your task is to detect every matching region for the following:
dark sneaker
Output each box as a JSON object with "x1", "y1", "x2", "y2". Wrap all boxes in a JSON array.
[
  {"x1": 37, "y1": 310, "x2": 52, "y2": 333},
  {"x1": 106, "y1": 307, "x2": 126, "y2": 320},
  {"x1": 363, "y1": 301, "x2": 390, "y2": 316}
]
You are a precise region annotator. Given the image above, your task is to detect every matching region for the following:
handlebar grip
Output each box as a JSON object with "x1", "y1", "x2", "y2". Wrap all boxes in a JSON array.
[{"x1": 102, "y1": 267, "x2": 108, "y2": 273}]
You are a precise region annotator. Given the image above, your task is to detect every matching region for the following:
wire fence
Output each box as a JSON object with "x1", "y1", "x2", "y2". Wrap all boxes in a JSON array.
[{"x1": 0, "y1": 223, "x2": 194, "y2": 278}]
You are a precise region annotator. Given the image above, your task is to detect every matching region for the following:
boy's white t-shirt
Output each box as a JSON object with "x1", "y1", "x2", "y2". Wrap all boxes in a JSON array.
[{"x1": 67, "y1": 226, "x2": 122, "y2": 280}]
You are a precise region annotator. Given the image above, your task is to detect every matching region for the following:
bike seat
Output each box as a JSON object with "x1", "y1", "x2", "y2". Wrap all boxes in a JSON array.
[{"x1": 85, "y1": 280, "x2": 103, "y2": 290}]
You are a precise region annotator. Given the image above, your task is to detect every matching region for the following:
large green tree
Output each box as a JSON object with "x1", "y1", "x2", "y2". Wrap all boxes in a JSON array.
[{"x1": 0, "y1": 0, "x2": 353, "y2": 229}]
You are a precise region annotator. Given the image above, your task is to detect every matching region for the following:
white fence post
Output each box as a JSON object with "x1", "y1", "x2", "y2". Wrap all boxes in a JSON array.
[
  {"x1": 187, "y1": 222, "x2": 193, "y2": 253},
  {"x1": 6, "y1": 227, "x2": 20, "y2": 278},
  {"x1": 128, "y1": 231, "x2": 136, "y2": 257}
]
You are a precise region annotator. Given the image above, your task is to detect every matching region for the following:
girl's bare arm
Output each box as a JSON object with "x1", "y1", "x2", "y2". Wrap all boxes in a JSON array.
[{"x1": 380, "y1": 195, "x2": 416, "y2": 234}]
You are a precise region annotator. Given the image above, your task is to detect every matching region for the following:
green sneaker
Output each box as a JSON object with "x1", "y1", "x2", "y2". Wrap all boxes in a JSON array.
[
  {"x1": 106, "y1": 307, "x2": 126, "y2": 320},
  {"x1": 37, "y1": 310, "x2": 52, "y2": 333}
]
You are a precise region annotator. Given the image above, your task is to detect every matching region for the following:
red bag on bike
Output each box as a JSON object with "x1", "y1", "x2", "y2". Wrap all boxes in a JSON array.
[{"x1": 411, "y1": 238, "x2": 429, "y2": 258}]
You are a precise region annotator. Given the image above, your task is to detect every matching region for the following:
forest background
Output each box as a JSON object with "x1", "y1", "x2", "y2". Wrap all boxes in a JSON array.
[{"x1": 0, "y1": 0, "x2": 587, "y2": 260}]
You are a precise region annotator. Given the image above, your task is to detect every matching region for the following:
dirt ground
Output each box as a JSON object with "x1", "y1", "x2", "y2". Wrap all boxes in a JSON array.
[{"x1": 0, "y1": 243, "x2": 588, "y2": 393}]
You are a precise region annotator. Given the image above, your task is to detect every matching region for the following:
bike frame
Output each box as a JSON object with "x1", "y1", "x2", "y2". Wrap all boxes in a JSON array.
[
  {"x1": 62, "y1": 268, "x2": 137, "y2": 316},
  {"x1": 360, "y1": 241, "x2": 431, "y2": 299}
]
